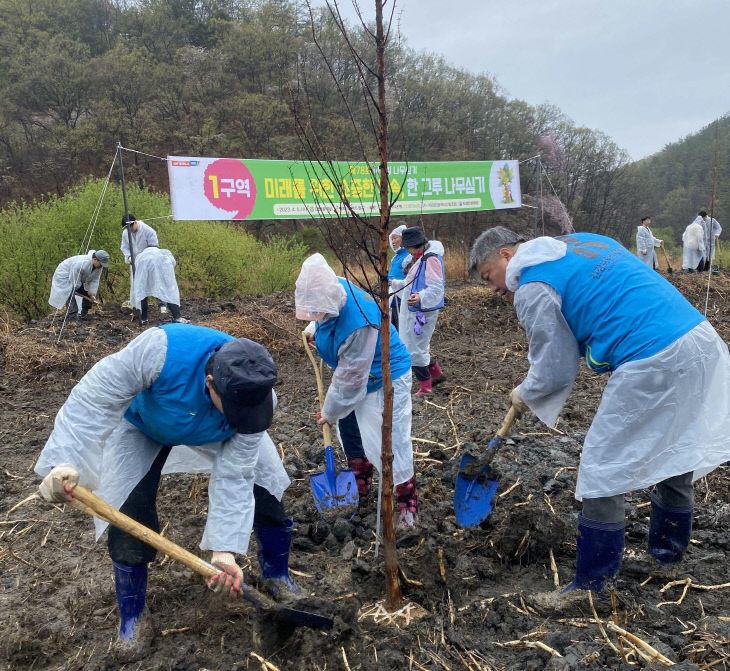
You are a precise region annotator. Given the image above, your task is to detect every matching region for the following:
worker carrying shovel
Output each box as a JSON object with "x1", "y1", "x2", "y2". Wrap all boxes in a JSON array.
[
  {"x1": 469, "y1": 227, "x2": 730, "y2": 609},
  {"x1": 35, "y1": 324, "x2": 297, "y2": 660},
  {"x1": 294, "y1": 253, "x2": 418, "y2": 528}
]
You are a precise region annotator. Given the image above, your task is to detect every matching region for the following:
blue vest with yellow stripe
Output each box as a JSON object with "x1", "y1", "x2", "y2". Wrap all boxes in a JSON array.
[
  {"x1": 124, "y1": 323, "x2": 236, "y2": 445},
  {"x1": 518, "y1": 233, "x2": 704, "y2": 373}
]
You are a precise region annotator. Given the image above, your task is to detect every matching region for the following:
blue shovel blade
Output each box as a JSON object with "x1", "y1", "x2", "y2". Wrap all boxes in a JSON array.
[
  {"x1": 454, "y1": 454, "x2": 499, "y2": 528},
  {"x1": 310, "y1": 445, "x2": 359, "y2": 517}
]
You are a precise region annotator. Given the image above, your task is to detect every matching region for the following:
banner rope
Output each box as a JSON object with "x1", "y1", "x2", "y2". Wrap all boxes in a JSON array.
[{"x1": 118, "y1": 145, "x2": 168, "y2": 162}]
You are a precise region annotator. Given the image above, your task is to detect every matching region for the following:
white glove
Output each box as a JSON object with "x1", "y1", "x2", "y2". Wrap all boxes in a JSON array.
[
  {"x1": 509, "y1": 387, "x2": 529, "y2": 417},
  {"x1": 39, "y1": 464, "x2": 79, "y2": 502},
  {"x1": 125, "y1": 256, "x2": 131, "y2": 265},
  {"x1": 206, "y1": 551, "x2": 243, "y2": 598}
]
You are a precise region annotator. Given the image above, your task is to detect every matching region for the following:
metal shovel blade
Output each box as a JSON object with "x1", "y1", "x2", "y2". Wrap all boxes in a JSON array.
[
  {"x1": 241, "y1": 586, "x2": 334, "y2": 630},
  {"x1": 270, "y1": 604, "x2": 334, "y2": 630},
  {"x1": 454, "y1": 452, "x2": 500, "y2": 528},
  {"x1": 310, "y1": 444, "x2": 358, "y2": 519}
]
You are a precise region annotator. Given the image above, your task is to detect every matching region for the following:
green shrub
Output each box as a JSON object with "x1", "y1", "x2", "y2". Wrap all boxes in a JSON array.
[
  {"x1": 650, "y1": 226, "x2": 679, "y2": 255},
  {"x1": 0, "y1": 178, "x2": 309, "y2": 320}
]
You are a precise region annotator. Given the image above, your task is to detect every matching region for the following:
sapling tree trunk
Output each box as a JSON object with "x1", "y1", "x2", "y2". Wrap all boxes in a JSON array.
[
  {"x1": 374, "y1": 0, "x2": 401, "y2": 609},
  {"x1": 295, "y1": 0, "x2": 403, "y2": 609}
]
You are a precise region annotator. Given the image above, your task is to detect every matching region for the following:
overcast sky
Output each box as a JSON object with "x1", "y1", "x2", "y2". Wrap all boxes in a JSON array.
[{"x1": 320, "y1": 0, "x2": 730, "y2": 161}]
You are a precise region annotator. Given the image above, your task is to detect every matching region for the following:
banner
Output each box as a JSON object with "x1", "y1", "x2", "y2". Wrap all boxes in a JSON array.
[{"x1": 167, "y1": 156, "x2": 521, "y2": 221}]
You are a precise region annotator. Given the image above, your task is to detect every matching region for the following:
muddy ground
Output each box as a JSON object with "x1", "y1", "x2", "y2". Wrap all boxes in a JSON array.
[{"x1": 2, "y1": 271, "x2": 730, "y2": 671}]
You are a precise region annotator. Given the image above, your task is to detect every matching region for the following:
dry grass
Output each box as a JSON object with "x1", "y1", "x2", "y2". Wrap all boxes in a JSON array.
[
  {"x1": 0, "y1": 304, "x2": 18, "y2": 334},
  {"x1": 197, "y1": 306, "x2": 302, "y2": 354},
  {"x1": 0, "y1": 330, "x2": 114, "y2": 382}
]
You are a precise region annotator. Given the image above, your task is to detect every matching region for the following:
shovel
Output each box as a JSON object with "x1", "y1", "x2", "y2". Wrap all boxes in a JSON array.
[
  {"x1": 69, "y1": 485, "x2": 333, "y2": 631},
  {"x1": 659, "y1": 244, "x2": 673, "y2": 274},
  {"x1": 454, "y1": 406, "x2": 518, "y2": 528},
  {"x1": 74, "y1": 291, "x2": 103, "y2": 305},
  {"x1": 301, "y1": 332, "x2": 359, "y2": 520}
]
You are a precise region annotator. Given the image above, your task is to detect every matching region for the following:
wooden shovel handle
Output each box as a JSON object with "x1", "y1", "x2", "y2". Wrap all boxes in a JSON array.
[
  {"x1": 497, "y1": 406, "x2": 518, "y2": 439},
  {"x1": 462, "y1": 406, "x2": 519, "y2": 476},
  {"x1": 70, "y1": 486, "x2": 279, "y2": 611},
  {"x1": 301, "y1": 331, "x2": 332, "y2": 446},
  {"x1": 74, "y1": 291, "x2": 102, "y2": 305},
  {"x1": 71, "y1": 485, "x2": 218, "y2": 579}
]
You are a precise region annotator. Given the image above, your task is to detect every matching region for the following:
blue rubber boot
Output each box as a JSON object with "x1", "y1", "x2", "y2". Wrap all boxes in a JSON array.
[
  {"x1": 562, "y1": 515, "x2": 625, "y2": 594},
  {"x1": 113, "y1": 561, "x2": 148, "y2": 640},
  {"x1": 255, "y1": 520, "x2": 300, "y2": 599},
  {"x1": 648, "y1": 492, "x2": 693, "y2": 566}
]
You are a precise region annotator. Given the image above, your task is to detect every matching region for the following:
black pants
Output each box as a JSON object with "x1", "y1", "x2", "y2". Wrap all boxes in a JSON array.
[
  {"x1": 140, "y1": 299, "x2": 181, "y2": 322},
  {"x1": 108, "y1": 445, "x2": 288, "y2": 566},
  {"x1": 413, "y1": 359, "x2": 435, "y2": 381},
  {"x1": 338, "y1": 411, "x2": 365, "y2": 459},
  {"x1": 67, "y1": 286, "x2": 92, "y2": 316},
  {"x1": 582, "y1": 472, "x2": 694, "y2": 523},
  {"x1": 390, "y1": 297, "x2": 401, "y2": 330}
]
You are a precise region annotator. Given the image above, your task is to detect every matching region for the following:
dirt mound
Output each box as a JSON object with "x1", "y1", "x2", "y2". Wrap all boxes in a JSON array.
[{"x1": 2, "y1": 271, "x2": 730, "y2": 670}]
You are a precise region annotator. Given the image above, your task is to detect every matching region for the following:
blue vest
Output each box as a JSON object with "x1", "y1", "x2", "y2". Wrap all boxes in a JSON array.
[
  {"x1": 315, "y1": 279, "x2": 411, "y2": 392},
  {"x1": 388, "y1": 247, "x2": 410, "y2": 281},
  {"x1": 408, "y1": 252, "x2": 445, "y2": 312},
  {"x1": 518, "y1": 233, "x2": 704, "y2": 374},
  {"x1": 124, "y1": 324, "x2": 236, "y2": 445}
]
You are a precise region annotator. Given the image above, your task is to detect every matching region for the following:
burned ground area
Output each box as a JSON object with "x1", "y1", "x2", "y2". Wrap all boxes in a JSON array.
[{"x1": 2, "y1": 273, "x2": 730, "y2": 671}]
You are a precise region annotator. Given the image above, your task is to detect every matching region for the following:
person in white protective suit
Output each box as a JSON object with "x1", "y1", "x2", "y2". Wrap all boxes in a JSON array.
[
  {"x1": 387, "y1": 223, "x2": 411, "y2": 329},
  {"x1": 469, "y1": 226, "x2": 730, "y2": 608},
  {"x1": 132, "y1": 246, "x2": 189, "y2": 325},
  {"x1": 120, "y1": 214, "x2": 162, "y2": 312},
  {"x1": 48, "y1": 249, "x2": 109, "y2": 320},
  {"x1": 693, "y1": 210, "x2": 722, "y2": 271},
  {"x1": 635, "y1": 216, "x2": 662, "y2": 269},
  {"x1": 294, "y1": 254, "x2": 418, "y2": 528},
  {"x1": 35, "y1": 326, "x2": 295, "y2": 660},
  {"x1": 389, "y1": 226, "x2": 446, "y2": 396},
  {"x1": 682, "y1": 219, "x2": 706, "y2": 272}
]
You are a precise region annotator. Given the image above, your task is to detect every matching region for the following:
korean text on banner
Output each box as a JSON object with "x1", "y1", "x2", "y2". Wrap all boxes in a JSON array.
[{"x1": 167, "y1": 157, "x2": 521, "y2": 221}]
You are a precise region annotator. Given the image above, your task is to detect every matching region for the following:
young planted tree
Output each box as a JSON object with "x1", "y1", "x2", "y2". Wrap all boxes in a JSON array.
[{"x1": 293, "y1": 0, "x2": 405, "y2": 608}]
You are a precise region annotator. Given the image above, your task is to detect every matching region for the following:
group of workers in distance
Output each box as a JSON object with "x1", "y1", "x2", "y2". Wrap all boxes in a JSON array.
[
  {"x1": 636, "y1": 211, "x2": 722, "y2": 272},
  {"x1": 35, "y1": 218, "x2": 730, "y2": 658},
  {"x1": 49, "y1": 214, "x2": 189, "y2": 325}
]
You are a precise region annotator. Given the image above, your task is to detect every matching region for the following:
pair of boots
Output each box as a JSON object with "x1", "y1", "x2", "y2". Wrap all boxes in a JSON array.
[
  {"x1": 562, "y1": 493, "x2": 693, "y2": 596},
  {"x1": 415, "y1": 361, "x2": 445, "y2": 396},
  {"x1": 346, "y1": 456, "x2": 418, "y2": 528},
  {"x1": 112, "y1": 521, "x2": 298, "y2": 657}
]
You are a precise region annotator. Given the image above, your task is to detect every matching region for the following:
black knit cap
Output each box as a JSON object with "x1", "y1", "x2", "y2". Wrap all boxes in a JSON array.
[
  {"x1": 401, "y1": 226, "x2": 427, "y2": 248},
  {"x1": 212, "y1": 338, "x2": 277, "y2": 434}
]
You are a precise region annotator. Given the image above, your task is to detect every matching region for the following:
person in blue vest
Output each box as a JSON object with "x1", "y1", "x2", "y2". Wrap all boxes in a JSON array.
[
  {"x1": 390, "y1": 226, "x2": 446, "y2": 396},
  {"x1": 35, "y1": 325, "x2": 294, "y2": 660},
  {"x1": 469, "y1": 226, "x2": 730, "y2": 606},
  {"x1": 388, "y1": 223, "x2": 411, "y2": 329},
  {"x1": 295, "y1": 253, "x2": 418, "y2": 528}
]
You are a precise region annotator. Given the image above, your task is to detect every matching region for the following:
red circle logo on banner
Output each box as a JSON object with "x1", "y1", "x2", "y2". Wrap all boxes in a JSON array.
[{"x1": 203, "y1": 159, "x2": 257, "y2": 219}]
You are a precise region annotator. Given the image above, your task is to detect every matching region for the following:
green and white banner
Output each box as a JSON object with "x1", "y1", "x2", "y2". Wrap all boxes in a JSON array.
[{"x1": 167, "y1": 156, "x2": 521, "y2": 221}]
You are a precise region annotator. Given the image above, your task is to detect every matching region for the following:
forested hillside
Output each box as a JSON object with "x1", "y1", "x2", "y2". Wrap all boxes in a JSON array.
[
  {"x1": 637, "y1": 115, "x2": 730, "y2": 242},
  {"x1": 0, "y1": 0, "x2": 644, "y2": 243}
]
